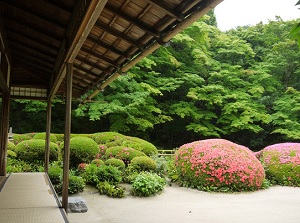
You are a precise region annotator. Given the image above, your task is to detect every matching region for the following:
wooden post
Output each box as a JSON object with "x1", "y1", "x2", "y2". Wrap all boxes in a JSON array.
[
  {"x1": 62, "y1": 63, "x2": 73, "y2": 212},
  {"x1": 0, "y1": 92, "x2": 10, "y2": 176},
  {"x1": 44, "y1": 100, "x2": 52, "y2": 173}
]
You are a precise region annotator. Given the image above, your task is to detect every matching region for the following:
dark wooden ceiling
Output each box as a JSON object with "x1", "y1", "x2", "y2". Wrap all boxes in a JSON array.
[{"x1": 0, "y1": 0, "x2": 222, "y2": 101}]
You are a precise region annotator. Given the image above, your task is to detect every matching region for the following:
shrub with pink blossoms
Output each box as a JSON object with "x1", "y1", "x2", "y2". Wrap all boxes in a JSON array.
[
  {"x1": 174, "y1": 139, "x2": 265, "y2": 192},
  {"x1": 261, "y1": 143, "x2": 300, "y2": 186}
]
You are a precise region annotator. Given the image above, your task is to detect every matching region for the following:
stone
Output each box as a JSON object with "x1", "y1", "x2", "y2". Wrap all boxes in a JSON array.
[{"x1": 60, "y1": 197, "x2": 88, "y2": 213}]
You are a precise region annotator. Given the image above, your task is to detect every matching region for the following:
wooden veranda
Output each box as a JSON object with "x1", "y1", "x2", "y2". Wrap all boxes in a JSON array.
[{"x1": 0, "y1": 0, "x2": 223, "y2": 218}]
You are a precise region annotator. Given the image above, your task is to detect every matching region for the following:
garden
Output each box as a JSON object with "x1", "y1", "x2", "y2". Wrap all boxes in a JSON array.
[{"x1": 6, "y1": 131, "x2": 300, "y2": 198}]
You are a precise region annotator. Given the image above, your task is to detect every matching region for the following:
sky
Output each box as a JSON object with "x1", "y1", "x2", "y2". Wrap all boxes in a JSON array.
[{"x1": 214, "y1": 0, "x2": 300, "y2": 31}]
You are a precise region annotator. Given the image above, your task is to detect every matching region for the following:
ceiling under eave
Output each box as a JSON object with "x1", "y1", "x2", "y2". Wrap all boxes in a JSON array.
[{"x1": 0, "y1": 0, "x2": 223, "y2": 101}]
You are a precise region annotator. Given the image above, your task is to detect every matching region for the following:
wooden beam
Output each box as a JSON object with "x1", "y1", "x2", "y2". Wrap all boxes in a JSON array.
[
  {"x1": 48, "y1": 0, "x2": 108, "y2": 101},
  {"x1": 87, "y1": 35, "x2": 129, "y2": 59},
  {"x1": 44, "y1": 100, "x2": 52, "y2": 173},
  {"x1": 62, "y1": 63, "x2": 73, "y2": 212},
  {"x1": 105, "y1": 3, "x2": 160, "y2": 38},
  {"x1": 0, "y1": 92, "x2": 10, "y2": 176},
  {"x1": 95, "y1": 21, "x2": 143, "y2": 50},
  {"x1": 80, "y1": 46, "x2": 118, "y2": 67},
  {"x1": 149, "y1": 0, "x2": 184, "y2": 21},
  {"x1": 75, "y1": 54, "x2": 111, "y2": 74}
]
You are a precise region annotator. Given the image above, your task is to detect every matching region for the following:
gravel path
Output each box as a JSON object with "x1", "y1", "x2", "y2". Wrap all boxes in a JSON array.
[{"x1": 68, "y1": 184, "x2": 300, "y2": 223}]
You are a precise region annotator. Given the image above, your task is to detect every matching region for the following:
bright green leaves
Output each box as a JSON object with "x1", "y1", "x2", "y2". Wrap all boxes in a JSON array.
[{"x1": 271, "y1": 87, "x2": 300, "y2": 140}]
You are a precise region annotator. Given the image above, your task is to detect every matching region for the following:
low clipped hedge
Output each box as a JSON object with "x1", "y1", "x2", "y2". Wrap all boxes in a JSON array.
[
  {"x1": 91, "y1": 132, "x2": 125, "y2": 144},
  {"x1": 14, "y1": 139, "x2": 58, "y2": 163},
  {"x1": 91, "y1": 159, "x2": 105, "y2": 166},
  {"x1": 12, "y1": 134, "x2": 32, "y2": 145},
  {"x1": 174, "y1": 139, "x2": 265, "y2": 192},
  {"x1": 105, "y1": 146, "x2": 146, "y2": 165},
  {"x1": 130, "y1": 156, "x2": 157, "y2": 172},
  {"x1": 33, "y1": 132, "x2": 58, "y2": 143},
  {"x1": 67, "y1": 136, "x2": 99, "y2": 168},
  {"x1": 105, "y1": 158, "x2": 126, "y2": 170},
  {"x1": 261, "y1": 143, "x2": 300, "y2": 186}
]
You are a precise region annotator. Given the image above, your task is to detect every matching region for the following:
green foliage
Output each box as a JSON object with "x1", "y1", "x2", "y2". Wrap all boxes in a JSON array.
[
  {"x1": 97, "y1": 181, "x2": 125, "y2": 198},
  {"x1": 129, "y1": 156, "x2": 157, "y2": 172},
  {"x1": 67, "y1": 136, "x2": 99, "y2": 168},
  {"x1": 271, "y1": 87, "x2": 300, "y2": 140},
  {"x1": 55, "y1": 174, "x2": 85, "y2": 195},
  {"x1": 48, "y1": 162, "x2": 62, "y2": 185},
  {"x1": 14, "y1": 139, "x2": 58, "y2": 163},
  {"x1": 33, "y1": 132, "x2": 58, "y2": 143},
  {"x1": 105, "y1": 146, "x2": 146, "y2": 164},
  {"x1": 91, "y1": 159, "x2": 105, "y2": 166},
  {"x1": 7, "y1": 141, "x2": 15, "y2": 151},
  {"x1": 95, "y1": 165, "x2": 122, "y2": 184},
  {"x1": 104, "y1": 158, "x2": 126, "y2": 170},
  {"x1": 7, "y1": 150, "x2": 16, "y2": 158},
  {"x1": 12, "y1": 134, "x2": 32, "y2": 145},
  {"x1": 131, "y1": 172, "x2": 166, "y2": 197},
  {"x1": 90, "y1": 132, "x2": 126, "y2": 144},
  {"x1": 6, "y1": 158, "x2": 43, "y2": 173},
  {"x1": 122, "y1": 136, "x2": 158, "y2": 156},
  {"x1": 80, "y1": 164, "x2": 99, "y2": 186}
]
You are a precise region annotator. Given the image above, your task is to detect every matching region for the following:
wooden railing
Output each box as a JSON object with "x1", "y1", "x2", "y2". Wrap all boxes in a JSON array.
[{"x1": 157, "y1": 149, "x2": 176, "y2": 156}]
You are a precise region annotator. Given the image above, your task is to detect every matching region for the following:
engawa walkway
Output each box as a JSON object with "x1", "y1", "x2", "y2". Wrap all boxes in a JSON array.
[{"x1": 0, "y1": 172, "x2": 68, "y2": 223}]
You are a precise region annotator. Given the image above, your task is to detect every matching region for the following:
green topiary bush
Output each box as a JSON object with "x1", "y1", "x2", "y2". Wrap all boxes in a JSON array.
[
  {"x1": 129, "y1": 156, "x2": 157, "y2": 172},
  {"x1": 7, "y1": 141, "x2": 15, "y2": 151},
  {"x1": 122, "y1": 136, "x2": 158, "y2": 156},
  {"x1": 54, "y1": 134, "x2": 64, "y2": 142},
  {"x1": 175, "y1": 139, "x2": 265, "y2": 192},
  {"x1": 91, "y1": 159, "x2": 105, "y2": 166},
  {"x1": 91, "y1": 132, "x2": 126, "y2": 144},
  {"x1": 7, "y1": 150, "x2": 17, "y2": 158},
  {"x1": 14, "y1": 139, "x2": 58, "y2": 163},
  {"x1": 12, "y1": 134, "x2": 32, "y2": 145},
  {"x1": 97, "y1": 181, "x2": 125, "y2": 198},
  {"x1": 67, "y1": 136, "x2": 99, "y2": 168},
  {"x1": 132, "y1": 172, "x2": 166, "y2": 197},
  {"x1": 33, "y1": 132, "x2": 58, "y2": 143},
  {"x1": 105, "y1": 146, "x2": 146, "y2": 165},
  {"x1": 260, "y1": 143, "x2": 300, "y2": 186},
  {"x1": 104, "y1": 158, "x2": 126, "y2": 170}
]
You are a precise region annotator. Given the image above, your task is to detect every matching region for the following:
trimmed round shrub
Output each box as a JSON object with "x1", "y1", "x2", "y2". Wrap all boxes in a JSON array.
[
  {"x1": 7, "y1": 150, "x2": 17, "y2": 158},
  {"x1": 67, "y1": 136, "x2": 99, "y2": 168},
  {"x1": 175, "y1": 139, "x2": 265, "y2": 192},
  {"x1": 105, "y1": 146, "x2": 146, "y2": 165},
  {"x1": 7, "y1": 141, "x2": 15, "y2": 151},
  {"x1": 54, "y1": 134, "x2": 64, "y2": 142},
  {"x1": 261, "y1": 143, "x2": 300, "y2": 186},
  {"x1": 130, "y1": 156, "x2": 157, "y2": 172},
  {"x1": 122, "y1": 136, "x2": 158, "y2": 156},
  {"x1": 12, "y1": 134, "x2": 32, "y2": 145},
  {"x1": 105, "y1": 158, "x2": 126, "y2": 170},
  {"x1": 33, "y1": 132, "x2": 58, "y2": 143},
  {"x1": 14, "y1": 139, "x2": 58, "y2": 163},
  {"x1": 91, "y1": 132, "x2": 125, "y2": 144},
  {"x1": 132, "y1": 172, "x2": 166, "y2": 197},
  {"x1": 91, "y1": 159, "x2": 105, "y2": 166}
]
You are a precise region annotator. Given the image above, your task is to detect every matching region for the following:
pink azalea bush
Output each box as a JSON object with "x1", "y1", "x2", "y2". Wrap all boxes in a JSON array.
[
  {"x1": 175, "y1": 139, "x2": 265, "y2": 192},
  {"x1": 260, "y1": 143, "x2": 300, "y2": 186}
]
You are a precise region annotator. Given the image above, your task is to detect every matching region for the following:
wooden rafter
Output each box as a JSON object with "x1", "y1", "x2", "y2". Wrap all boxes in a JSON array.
[
  {"x1": 149, "y1": 0, "x2": 184, "y2": 21},
  {"x1": 105, "y1": 3, "x2": 160, "y2": 38}
]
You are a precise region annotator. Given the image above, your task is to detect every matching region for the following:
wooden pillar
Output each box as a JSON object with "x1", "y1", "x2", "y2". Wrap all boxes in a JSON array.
[
  {"x1": 62, "y1": 63, "x2": 73, "y2": 212},
  {"x1": 0, "y1": 92, "x2": 10, "y2": 176},
  {"x1": 44, "y1": 100, "x2": 52, "y2": 173}
]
